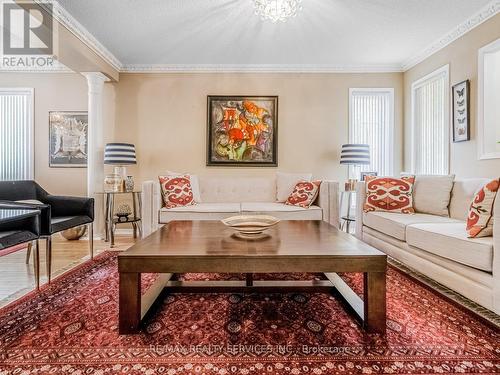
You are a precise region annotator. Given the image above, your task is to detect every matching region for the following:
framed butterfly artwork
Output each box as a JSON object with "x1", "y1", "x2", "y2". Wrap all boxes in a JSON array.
[{"x1": 452, "y1": 80, "x2": 470, "y2": 142}]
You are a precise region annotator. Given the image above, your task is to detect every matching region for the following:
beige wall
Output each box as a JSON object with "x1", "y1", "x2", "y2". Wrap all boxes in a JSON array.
[
  {"x1": 0, "y1": 72, "x2": 116, "y2": 196},
  {"x1": 403, "y1": 13, "x2": 500, "y2": 178},
  {"x1": 0, "y1": 72, "x2": 88, "y2": 195},
  {"x1": 114, "y1": 73, "x2": 403, "y2": 186}
]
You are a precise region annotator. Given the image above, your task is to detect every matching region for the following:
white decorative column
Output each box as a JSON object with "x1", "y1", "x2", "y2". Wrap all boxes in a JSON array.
[{"x1": 82, "y1": 72, "x2": 110, "y2": 239}]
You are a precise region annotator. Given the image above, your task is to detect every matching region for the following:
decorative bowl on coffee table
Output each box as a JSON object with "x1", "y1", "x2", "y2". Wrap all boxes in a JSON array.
[{"x1": 221, "y1": 215, "x2": 280, "y2": 236}]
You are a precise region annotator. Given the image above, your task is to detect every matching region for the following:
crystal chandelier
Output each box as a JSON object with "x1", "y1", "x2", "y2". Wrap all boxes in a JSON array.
[{"x1": 253, "y1": 0, "x2": 302, "y2": 22}]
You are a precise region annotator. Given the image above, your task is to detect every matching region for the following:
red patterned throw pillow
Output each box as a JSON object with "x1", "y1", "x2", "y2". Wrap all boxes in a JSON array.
[
  {"x1": 364, "y1": 176, "x2": 415, "y2": 213},
  {"x1": 466, "y1": 178, "x2": 499, "y2": 238},
  {"x1": 158, "y1": 175, "x2": 195, "y2": 209},
  {"x1": 285, "y1": 180, "x2": 321, "y2": 208}
]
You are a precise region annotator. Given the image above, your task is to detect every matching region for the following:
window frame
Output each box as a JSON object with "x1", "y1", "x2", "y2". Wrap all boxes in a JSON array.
[
  {"x1": 410, "y1": 64, "x2": 450, "y2": 174},
  {"x1": 0, "y1": 87, "x2": 35, "y2": 180},
  {"x1": 348, "y1": 87, "x2": 395, "y2": 177}
]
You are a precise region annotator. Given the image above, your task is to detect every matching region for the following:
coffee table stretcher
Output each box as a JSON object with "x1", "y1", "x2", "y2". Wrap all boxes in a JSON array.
[{"x1": 119, "y1": 270, "x2": 386, "y2": 334}]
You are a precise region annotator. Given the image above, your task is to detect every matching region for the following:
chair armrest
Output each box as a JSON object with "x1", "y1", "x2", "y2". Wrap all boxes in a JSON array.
[
  {"x1": 355, "y1": 182, "x2": 366, "y2": 240},
  {"x1": 0, "y1": 200, "x2": 51, "y2": 235},
  {"x1": 493, "y1": 198, "x2": 500, "y2": 314},
  {"x1": 142, "y1": 180, "x2": 161, "y2": 237},
  {"x1": 43, "y1": 195, "x2": 94, "y2": 221},
  {"x1": 317, "y1": 180, "x2": 339, "y2": 228},
  {"x1": 0, "y1": 204, "x2": 41, "y2": 237}
]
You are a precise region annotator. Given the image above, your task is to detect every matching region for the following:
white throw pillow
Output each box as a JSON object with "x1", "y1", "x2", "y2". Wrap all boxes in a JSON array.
[
  {"x1": 165, "y1": 170, "x2": 201, "y2": 203},
  {"x1": 410, "y1": 174, "x2": 455, "y2": 217},
  {"x1": 276, "y1": 172, "x2": 312, "y2": 202}
]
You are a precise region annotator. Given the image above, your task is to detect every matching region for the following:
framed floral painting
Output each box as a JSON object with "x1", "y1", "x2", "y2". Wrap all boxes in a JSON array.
[
  {"x1": 49, "y1": 111, "x2": 88, "y2": 167},
  {"x1": 207, "y1": 96, "x2": 278, "y2": 166}
]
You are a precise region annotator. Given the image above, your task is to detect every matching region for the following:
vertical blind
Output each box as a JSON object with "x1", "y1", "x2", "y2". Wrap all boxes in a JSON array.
[
  {"x1": 0, "y1": 89, "x2": 34, "y2": 181},
  {"x1": 412, "y1": 67, "x2": 449, "y2": 175},
  {"x1": 349, "y1": 89, "x2": 394, "y2": 178}
]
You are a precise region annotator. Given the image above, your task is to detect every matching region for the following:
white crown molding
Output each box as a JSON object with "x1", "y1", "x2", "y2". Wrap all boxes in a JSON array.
[
  {"x1": 23, "y1": 0, "x2": 500, "y2": 74},
  {"x1": 402, "y1": 0, "x2": 500, "y2": 71},
  {"x1": 120, "y1": 64, "x2": 404, "y2": 73},
  {"x1": 34, "y1": 0, "x2": 123, "y2": 71}
]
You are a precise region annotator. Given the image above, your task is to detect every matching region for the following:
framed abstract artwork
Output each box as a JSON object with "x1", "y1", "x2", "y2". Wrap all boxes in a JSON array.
[
  {"x1": 49, "y1": 111, "x2": 88, "y2": 167},
  {"x1": 207, "y1": 96, "x2": 278, "y2": 166},
  {"x1": 452, "y1": 80, "x2": 470, "y2": 143}
]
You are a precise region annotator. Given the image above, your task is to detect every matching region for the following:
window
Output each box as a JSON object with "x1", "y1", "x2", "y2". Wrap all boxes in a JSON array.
[
  {"x1": 411, "y1": 65, "x2": 449, "y2": 174},
  {"x1": 0, "y1": 88, "x2": 34, "y2": 180},
  {"x1": 349, "y1": 88, "x2": 394, "y2": 178}
]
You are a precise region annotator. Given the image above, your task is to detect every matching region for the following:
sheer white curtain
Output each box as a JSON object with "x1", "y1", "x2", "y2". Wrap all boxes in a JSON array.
[
  {"x1": 348, "y1": 88, "x2": 394, "y2": 178},
  {"x1": 411, "y1": 65, "x2": 449, "y2": 175},
  {"x1": 0, "y1": 88, "x2": 34, "y2": 181}
]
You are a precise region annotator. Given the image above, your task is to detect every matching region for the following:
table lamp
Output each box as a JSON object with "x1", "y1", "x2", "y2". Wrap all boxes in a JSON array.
[
  {"x1": 340, "y1": 143, "x2": 370, "y2": 190},
  {"x1": 104, "y1": 143, "x2": 137, "y2": 191}
]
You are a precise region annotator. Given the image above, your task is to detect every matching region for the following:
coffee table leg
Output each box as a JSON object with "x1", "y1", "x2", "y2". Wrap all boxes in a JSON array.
[
  {"x1": 363, "y1": 271, "x2": 386, "y2": 333},
  {"x1": 119, "y1": 272, "x2": 141, "y2": 334}
]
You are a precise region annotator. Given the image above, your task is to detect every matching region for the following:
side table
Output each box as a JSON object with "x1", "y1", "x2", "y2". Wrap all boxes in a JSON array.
[
  {"x1": 99, "y1": 191, "x2": 142, "y2": 247},
  {"x1": 339, "y1": 190, "x2": 356, "y2": 233}
]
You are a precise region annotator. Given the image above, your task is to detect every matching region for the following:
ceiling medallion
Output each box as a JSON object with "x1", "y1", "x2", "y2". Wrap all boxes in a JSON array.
[{"x1": 253, "y1": 0, "x2": 302, "y2": 22}]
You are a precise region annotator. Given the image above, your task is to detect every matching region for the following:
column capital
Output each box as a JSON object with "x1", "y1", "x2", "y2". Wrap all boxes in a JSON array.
[{"x1": 81, "y1": 72, "x2": 110, "y2": 93}]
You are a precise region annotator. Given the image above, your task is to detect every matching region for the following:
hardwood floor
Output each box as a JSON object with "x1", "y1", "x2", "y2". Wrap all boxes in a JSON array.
[{"x1": 0, "y1": 234, "x2": 135, "y2": 308}]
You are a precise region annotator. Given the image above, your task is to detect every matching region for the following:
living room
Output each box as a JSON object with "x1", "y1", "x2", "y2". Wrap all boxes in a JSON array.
[{"x1": 0, "y1": 0, "x2": 499, "y2": 373}]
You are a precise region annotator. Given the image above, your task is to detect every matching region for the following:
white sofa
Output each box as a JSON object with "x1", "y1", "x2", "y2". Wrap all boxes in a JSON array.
[
  {"x1": 142, "y1": 176, "x2": 339, "y2": 237},
  {"x1": 355, "y1": 178, "x2": 499, "y2": 314}
]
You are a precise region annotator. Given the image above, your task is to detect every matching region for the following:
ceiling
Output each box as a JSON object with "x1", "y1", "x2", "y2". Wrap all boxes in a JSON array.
[{"x1": 55, "y1": 0, "x2": 496, "y2": 71}]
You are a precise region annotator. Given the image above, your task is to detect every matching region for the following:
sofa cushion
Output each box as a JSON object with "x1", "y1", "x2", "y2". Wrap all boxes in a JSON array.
[
  {"x1": 364, "y1": 176, "x2": 415, "y2": 213},
  {"x1": 158, "y1": 175, "x2": 195, "y2": 208},
  {"x1": 165, "y1": 171, "x2": 201, "y2": 202},
  {"x1": 285, "y1": 181, "x2": 321, "y2": 208},
  {"x1": 466, "y1": 178, "x2": 499, "y2": 238},
  {"x1": 159, "y1": 203, "x2": 240, "y2": 223},
  {"x1": 276, "y1": 172, "x2": 312, "y2": 202},
  {"x1": 449, "y1": 178, "x2": 491, "y2": 220},
  {"x1": 199, "y1": 176, "x2": 276, "y2": 203},
  {"x1": 241, "y1": 202, "x2": 322, "y2": 220},
  {"x1": 412, "y1": 174, "x2": 454, "y2": 216},
  {"x1": 406, "y1": 222, "x2": 493, "y2": 272},
  {"x1": 363, "y1": 211, "x2": 459, "y2": 241}
]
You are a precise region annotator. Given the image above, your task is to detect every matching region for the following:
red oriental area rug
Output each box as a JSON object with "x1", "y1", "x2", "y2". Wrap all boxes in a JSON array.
[{"x1": 0, "y1": 252, "x2": 498, "y2": 374}]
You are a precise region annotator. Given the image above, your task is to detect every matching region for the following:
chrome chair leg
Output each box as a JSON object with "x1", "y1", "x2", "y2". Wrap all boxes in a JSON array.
[
  {"x1": 45, "y1": 236, "x2": 52, "y2": 283},
  {"x1": 88, "y1": 223, "x2": 94, "y2": 259},
  {"x1": 25, "y1": 241, "x2": 32, "y2": 264},
  {"x1": 34, "y1": 240, "x2": 40, "y2": 290}
]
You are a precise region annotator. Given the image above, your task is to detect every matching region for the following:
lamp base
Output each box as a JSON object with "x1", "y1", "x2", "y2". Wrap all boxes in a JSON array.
[
  {"x1": 113, "y1": 166, "x2": 127, "y2": 192},
  {"x1": 345, "y1": 179, "x2": 358, "y2": 191}
]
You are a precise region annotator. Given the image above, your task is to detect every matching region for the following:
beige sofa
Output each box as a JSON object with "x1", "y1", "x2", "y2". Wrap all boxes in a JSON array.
[
  {"x1": 142, "y1": 175, "x2": 339, "y2": 237},
  {"x1": 355, "y1": 178, "x2": 499, "y2": 314}
]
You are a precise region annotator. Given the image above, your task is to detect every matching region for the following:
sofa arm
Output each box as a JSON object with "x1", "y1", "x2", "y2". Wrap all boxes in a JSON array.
[
  {"x1": 142, "y1": 180, "x2": 161, "y2": 237},
  {"x1": 355, "y1": 182, "x2": 366, "y2": 240},
  {"x1": 493, "y1": 198, "x2": 500, "y2": 314},
  {"x1": 317, "y1": 180, "x2": 339, "y2": 228}
]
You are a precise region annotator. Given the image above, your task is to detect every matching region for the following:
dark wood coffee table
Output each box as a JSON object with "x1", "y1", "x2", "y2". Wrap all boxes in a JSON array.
[{"x1": 118, "y1": 220, "x2": 387, "y2": 334}]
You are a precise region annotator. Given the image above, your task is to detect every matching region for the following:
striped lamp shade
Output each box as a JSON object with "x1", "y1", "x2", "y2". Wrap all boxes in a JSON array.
[
  {"x1": 340, "y1": 144, "x2": 370, "y2": 165},
  {"x1": 104, "y1": 143, "x2": 137, "y2": 165}
]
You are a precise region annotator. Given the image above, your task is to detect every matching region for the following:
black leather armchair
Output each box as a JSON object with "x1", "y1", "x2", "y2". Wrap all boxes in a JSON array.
[
  {"x1": 0, "y1": 181, "x2": 94, "y2": 282},
  {"x1": 0, "y1": 204, "x2": 41, "y2": 288}
]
